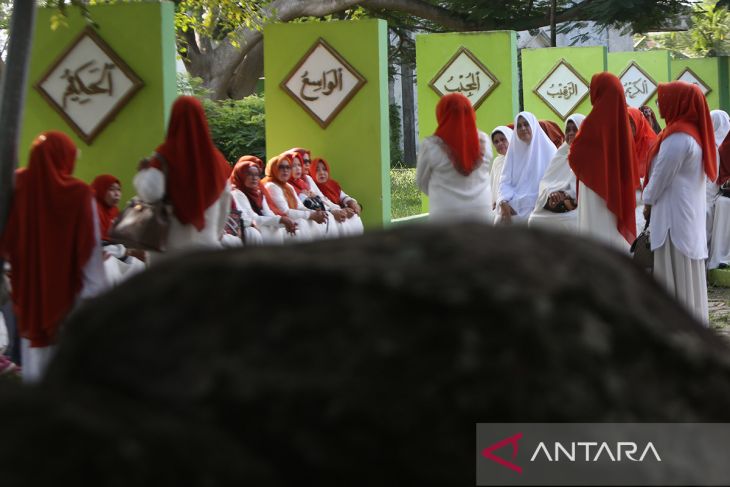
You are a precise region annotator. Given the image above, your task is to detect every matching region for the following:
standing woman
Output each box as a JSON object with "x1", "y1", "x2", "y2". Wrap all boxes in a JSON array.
[
  {"x1": 416, "y1": 93, "x2": 493, "y2": 223},
  {"x1": 0, "y1": 132, "x2": 106, "y2": 382},
  {"x1": 643, "y1": 81, "x2": 716, "y2": 324},
  {"x1": 133, "y1": 96, "x2": 232, "y2": 263},
  {"x1": 527, "y1": 114, "x2": 585, "y2": 232},
  {"x1": 707, "y1": 110, "x2": 730, "y2": 242},
  {"x1": 569, "y1": 72, "x2": 637, "y2": 252},
  {"x1": 489, "y1": 126, "x2": 512, "y2": 211},
  {"x1": 627, "y1": 106, "x2": 658, "y2": 235},
  {"x1": 497, "y1": 111, "x2": 556, "y2": 225}
]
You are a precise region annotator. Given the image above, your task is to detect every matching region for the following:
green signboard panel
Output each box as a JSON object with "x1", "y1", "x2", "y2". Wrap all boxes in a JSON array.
[{"x1": 671, "y1": 57, "x2": 722, "y2": 111}]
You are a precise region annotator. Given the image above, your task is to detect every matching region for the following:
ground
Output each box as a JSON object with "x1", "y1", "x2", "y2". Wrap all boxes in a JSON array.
[{"x1": 709, "y1": 285, "x2": 730, "y2": 339}]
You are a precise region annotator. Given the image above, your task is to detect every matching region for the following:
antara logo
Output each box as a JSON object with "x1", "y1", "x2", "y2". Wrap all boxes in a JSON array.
[{"x1": 481, "y1": 434, "x2": 662, "y2": 474}]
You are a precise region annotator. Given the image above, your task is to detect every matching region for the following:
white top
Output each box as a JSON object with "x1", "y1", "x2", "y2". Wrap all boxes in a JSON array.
[
  {"x1": 532, "y1": 143, "x2": 576, "y2": 212},
  {"x1": 416, "y1": 130, "x2": 493, "y2": 222},
  {"x1": 490, "y1": 155, "x2": 505, "y2": 208},
  {"x1": 643, "y1": 133, "x2": 707, "y2": 260},
  {"x1": 264, "y1": 181, "x2": 313, "y2": 220},
  {"x1": 133, "y1": 168, "x2": 229, "y2": 254},
  {"x1": 711, "y1": 110, "x2": 730, "y2": 147},
  {"x1": 498, "y1": 112, "x2": 557, "y2": 218},
  {"x1": 231, "y1": 188, "x2": 281, "y2": 227}
]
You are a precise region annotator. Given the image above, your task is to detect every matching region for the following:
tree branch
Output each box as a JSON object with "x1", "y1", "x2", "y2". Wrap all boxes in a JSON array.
[{"x1": 359, "y1": 0, "x2": 478, "y2": 31}]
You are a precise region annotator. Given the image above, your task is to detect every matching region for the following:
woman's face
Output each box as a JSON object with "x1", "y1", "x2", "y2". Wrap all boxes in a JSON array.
[
  {"x1": 302, "y1": 153, "x2": 312, "y2": 174},
  {"x1": 244, "y1": 167, "x2": 260, "y2": 190},
  {"x1": 516, "y1": 116, "x2": 532, "y2": 144},
  {"x1": 316, "y1": 162, "x2": 329, "y2": 184},
  {"x1": 565, "y1": 121, "x2": 578, "y2": 145},
  {"x1": 276, "y1": 159, "x2": 292, "y2": 184},
  {"x1": 104, "y1": 182, "x2": 121, "y2": 207},
  {"x1": 291, "y1": 158, "x2": 303, "y2": 179},
  {"x1": 492, "y1": 132, "x2": 509, "y2": 156}
]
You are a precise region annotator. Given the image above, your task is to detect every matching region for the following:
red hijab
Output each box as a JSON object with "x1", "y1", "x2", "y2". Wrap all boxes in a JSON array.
[
  {"x1": 434, "y1": 93, "x2": 481, "y2": 176},
  {"x1": 152, "y1": 96, "x2": 231, "y2": 231},
  {"x1": 91, "y1": 174, "x2": 120, "y2": 241},
  {"x1": 310, "y1": 157, "x2": 343, "y2": 205},
  {"x1": 719, "y1": 138, "x2": 730, "y2": 186},
  {"x1": 627, "y1": 107, "x2": 658, "y2": 182},
  {"x1": 645, "y1": 81, "x2": 717, "y2": 184},
  {"x1": 262, "y1": 153, "x2": 299, "y2": 215},
  {"x1": 0, "y1": 132, "x2": 96, "y2": 347},
  {"x1": 287, "y1": 151, "x2": 311, "y2": 194},
  {"x1": 568, "y1": 72, "x2": 637, "y2": 244},
  {"x1": 230, "y1": 158, "x2": 265, "y2": 215}
]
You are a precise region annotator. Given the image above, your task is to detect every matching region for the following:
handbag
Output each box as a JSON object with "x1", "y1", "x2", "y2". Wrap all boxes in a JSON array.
[
  {"x1": 720, "y1": 180, "x2": 730, "y2": 198},
  {"x1": 630, "y1": 220, "x2": 653, "y2": 271},
  {"x1": 109, "y1": 153, "x2": 172, "y2": 252}
]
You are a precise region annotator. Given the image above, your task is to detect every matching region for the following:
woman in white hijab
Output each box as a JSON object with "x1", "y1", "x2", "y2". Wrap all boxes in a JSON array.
[
  {"x1": 528, "y1": 114, "x2": 585, "y2": 232},
  {"x1": 489, "y1": 126, "x2": 513, "y2": 211},
  {"x1": 496, "y1": 112, "x2": 557, "y2": 225},
  {"x1": 707, "y1": 110, "x2": 730, "y2": 269}
]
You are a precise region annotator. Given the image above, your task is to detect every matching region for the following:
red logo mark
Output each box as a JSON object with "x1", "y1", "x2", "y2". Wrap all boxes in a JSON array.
[{"x1": 481, "y1": 433, "x2": 523, "y2": 474}]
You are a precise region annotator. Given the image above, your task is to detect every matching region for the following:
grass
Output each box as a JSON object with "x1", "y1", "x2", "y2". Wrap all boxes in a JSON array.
[{"x1": 390, "y1": 167, "x2": 422, "y2": 220}]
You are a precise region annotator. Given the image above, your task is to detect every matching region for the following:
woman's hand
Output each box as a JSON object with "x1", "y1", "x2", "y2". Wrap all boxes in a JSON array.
[
  {"x1": 643, "y1": 204, "x2": 652, "y2": 223},
  {"x1": 279, "y1": 215, "x2": 298, "y2": 235},
  {"x1": 332, "y1": 209, "x2": 348, "y2": 222},
  {"x1": 548, "y1": 191, "x2": 566, "y2": 207},
  {"x1": 309, "y1": 210, "x2": 328, "y2": 224},
  {"x1": 347, "y1": 200, "x2": 362, "y2": 215},
  {"x1": 499, "y1": 201, "x2": 515, "y2": 224}
]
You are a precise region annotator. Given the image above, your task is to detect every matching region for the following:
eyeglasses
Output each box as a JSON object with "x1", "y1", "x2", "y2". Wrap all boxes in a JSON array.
[{"x1": 278, "y1": 165, "x2": 291, "y2": 170}]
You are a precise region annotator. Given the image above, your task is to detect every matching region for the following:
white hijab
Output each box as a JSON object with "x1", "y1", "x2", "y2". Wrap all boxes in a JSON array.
[
  {"x1": 711, "y1": 110, "x2": 730, "y2": 148},
  {"x1": 498, "y1": 112, "x2": 557, "y2": 216},
  {"x1": 534, "y1": 114, "x2": 585, "y2": 212}
]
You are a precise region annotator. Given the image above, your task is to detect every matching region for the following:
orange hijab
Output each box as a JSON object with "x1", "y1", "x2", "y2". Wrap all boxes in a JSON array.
[
  {"x1": 152, "y1": 96, "x2": 231, "y2": 230},
  {"x1": 569, "y1": 72, "x2": 637, "y2": 244},
  {"x1": 434, "y1": 93, "x2": 481, "y2": 176},
  {"x1": 627, "y1": 107, "x2": 658, "y2": 182},
  {"x1": 262, "y1": 153, "x2": 299, "y2": 215},
  {"x1": 645, "y1": 81, "x2": 717, "y2": 184},
  {"x1": 310, "y1": 157, "x2": 343, "y2": 205},
  {"x1": 91, "y1": 174, "x2": 120, "y2": 241},
  {"x1": 0, "y1": 132, "x2": 96, "y2": 347}
]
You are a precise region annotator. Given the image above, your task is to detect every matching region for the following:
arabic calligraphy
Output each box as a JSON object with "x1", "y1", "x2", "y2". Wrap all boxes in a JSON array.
[
  {"x1": 623, "y1": 78, "x2": 649, "y2": 99},
  {"x1": 546, "y1": 81, "x2": 578, "y2": 99},
  {"x1": 61, "y1": 59, "x2": 116, "y2": 109},
  {"x1": 443, "y1": 71, "x2": 481, "y2": 97},
  {"x1": 299, "y1": 68, "x2": 343, "y2": 102}
]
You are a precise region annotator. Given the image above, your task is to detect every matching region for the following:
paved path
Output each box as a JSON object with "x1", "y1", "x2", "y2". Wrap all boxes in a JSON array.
[{"x1": 709, "y1": 286, "x2": 730, "y2": 340}]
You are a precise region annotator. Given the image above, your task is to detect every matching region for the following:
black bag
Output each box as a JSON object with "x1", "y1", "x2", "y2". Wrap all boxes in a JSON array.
[
  {"x1": 630, "y1": 221, "x2": 653, "y2": 271},
  {"x1": 109, "y1": 153, "x2": 172, "y2": 252},
  {"x1": 303, "y1": 195, "x2": 326, "y2": 211},
  {"x1": 720, "y1": 181, "x2": 730, "y2": 198}
]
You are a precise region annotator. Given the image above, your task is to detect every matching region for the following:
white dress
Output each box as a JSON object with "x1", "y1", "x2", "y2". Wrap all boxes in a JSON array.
[
  {"x1": 301, "y1": 175, "x2": 364, "y2": 237},
  {"x1": 264, "y1": 181, "x2": 325, "y2": 241},
  {"x1": 577, "y1": 182, "x2": 631, "y2": 253},
  {"x1": 22, "y1": 198, "x2": 108, "y2": 383},
  {"x1": 528, "y1": 143, "x2": 577, "y2": 232},
  {"x1": 497, "y1": 112, "x2": 556, "y2": 224},
  {"x1": 643, "y1": 133, "x2": 708, "y2": 325},
  {"x1": 231, "y1": 189, "x2": 287, "y2": 245},
  {"x1": 134, "y1": 168, "x2": 230, "y2": 264},
  {"x1": 416, "y1": 130, "x2": 493, "y2": 223},
  {"x1": 490, "y1": 154, "x2": 505, "y2": 210}
]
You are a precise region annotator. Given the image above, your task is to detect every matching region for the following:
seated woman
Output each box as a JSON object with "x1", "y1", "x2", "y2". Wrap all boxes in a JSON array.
[
  {"x1": 497, "y1": 111, "x2": 556, "y2": 225},
  {"x1": 489, "y1": 126, "x2": 512, "y2": 212},
  {"x1": 310, "y1": 157, "x2": 364, "y2": 235},
  {"x1": 527, "y1": 114, "x2": 585, "y2": 232},
  {"x1": 91, "y1": 174, "x2": 145, "y2": 284},
  {"x1": 287, "y1": 150, "x2": 346, "y2": 238},
  {"x1": 229, "y1": 156, "x2": 294, "y2": 245},
  {"x1": 708, "y1": 110, "x2": 730, "y2": 269},
  {"x1": 262, "y1": 153, "x2": 328, "y2": 241}
]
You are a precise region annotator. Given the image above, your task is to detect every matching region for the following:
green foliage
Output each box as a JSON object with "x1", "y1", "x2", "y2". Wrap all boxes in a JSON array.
[
  {"x1": 201, "y1": 95, "x2": 266, "y2": 164},
  {"x1": 389, "y1": 102, "x2": 404, "y2": 168},
  {"x1": 390, "y1": 167, "x2": 421, "y2": 220}
]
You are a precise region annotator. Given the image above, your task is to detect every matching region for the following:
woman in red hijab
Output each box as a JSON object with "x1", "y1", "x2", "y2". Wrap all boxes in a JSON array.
[
  {"x1": 133, "y1": 96, "x2": 232, "y2": 263},
  {"x1": 569, "y1": 72, "x2": 637, "y2": 251},
  {"x1": 0, "y1": 131, "x2": 106, "y2": 382},
  {"x1": 627, "y1": 106, "x2": 658, "y2": 236},
  {"x1": 416, "y1": 93, "x2": 493, "y2": 222},
  {"x1": 643, "y1": 81, "x2": 716, "y2": 325},
  {"x1": 229, "y1": 156, "x2": 296, "y2": 245},
  {"x1": 309, "y1": 157, "x2": 364, "y2": 235}
]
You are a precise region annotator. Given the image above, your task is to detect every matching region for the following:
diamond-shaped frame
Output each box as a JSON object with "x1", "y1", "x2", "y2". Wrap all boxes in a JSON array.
[
  {"x1": 280, "y1": 38, "x2": 367, "y2": 129},
  {"x1": 34, "y1": 27, "x2": 144, "y2": 145},
  {"x1": 427, "y1": 47, "x2": 500, "y2": 110},
  {"x1": 619, "y1": 61, "x2": 658, "y2": 108},
  {"x1": 675, "y1": 67, "x2": 712, "y2": 96},
  {"x1": 533, "y1": 59, "x2": 590, "y2": 121}
]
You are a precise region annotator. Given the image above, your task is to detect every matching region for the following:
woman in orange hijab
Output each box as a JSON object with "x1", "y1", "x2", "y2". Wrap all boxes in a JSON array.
[
  {"x1": 133, "y1": 96, "x2": 232, "y2": 263},
  {"x1": 643, "y1": 81, "x2": 716, "y2": 325},
  {"x1": 568, "y1": 72, "x2": 637, "y2": 252},
  {"x1": 262, "y1": 152, "x2": 328, "y2": 241},
  {"x1": 0, "y1": 132, "x2": 107, "y2": 382},
  {"x1": 416, "y1": 93, "x2": 493, "y2": 222}
]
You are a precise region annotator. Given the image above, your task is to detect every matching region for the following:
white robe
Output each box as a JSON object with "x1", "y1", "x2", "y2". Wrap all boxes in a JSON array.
[
  {"x1": 416, "y1": 130, "x2": 493, "y2": 223},
  {"x1": 498, "y1": 112, "x2": 556, "y2": 220},
  {"x1": 264, "y1": 181, "x2": 326, "y2": 241},
  {"x1": 643, "y1": 133, "x2": 708, "y2": 324},
  {"x1": 231, "y1": 189, "x2": 287, "y2": 245},
  {"x1": 490, "y1": 154, "x2": 505, "y2": 210},
  {"x1": 708, "y1": 196, "x2": 730, "y2": 269},
  {"x1": 528, "y1": 143, "x2": 577, "y2": 232},
  {"x1": 577, "y1": 182, "x2": 630, "y2": 253}
]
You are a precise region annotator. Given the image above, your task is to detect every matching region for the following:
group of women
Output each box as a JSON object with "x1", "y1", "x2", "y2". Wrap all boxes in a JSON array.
[
  {"x1": 0, "y1": 95, "x2": 363, "y2": 381},
  {"x1": 419, "y1": 75, "x2": 723, "y2": 326}
]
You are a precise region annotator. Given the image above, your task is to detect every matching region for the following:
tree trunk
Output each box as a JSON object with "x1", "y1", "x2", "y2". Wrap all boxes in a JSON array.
[
  {"x1": 400, "y1": 61, "x2": 417, "y2": 167},
  {"x1": 0, "y1": 1, "x2": 36, "y2": 236},
  {"x1": 550, "y1": 0, "x2": 557, "y2": 47},
  {"x1": 227, "y1": 42, "x2": 264, "y2": 99}
]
